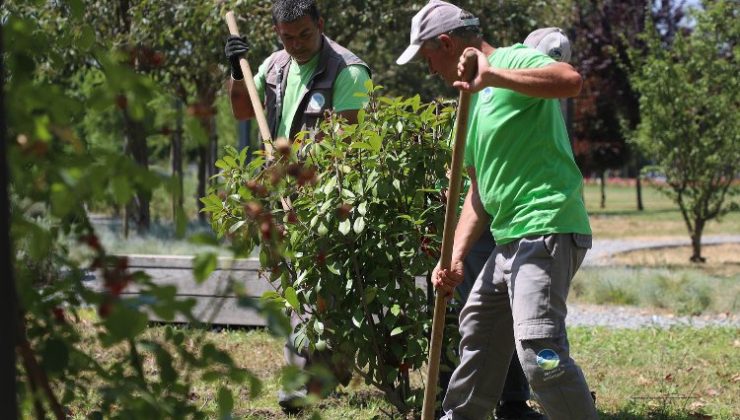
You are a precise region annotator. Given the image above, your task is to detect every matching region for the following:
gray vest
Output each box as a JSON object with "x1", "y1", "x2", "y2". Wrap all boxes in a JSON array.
[{"x1": 264, "y1": 35, "x2": 370, "y2": 141}]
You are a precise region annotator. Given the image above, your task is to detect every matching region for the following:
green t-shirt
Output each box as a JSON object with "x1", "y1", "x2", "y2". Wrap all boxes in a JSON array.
[
  {"x1": 463, "y1": 44, "x2": 591, "y2": 244},
  {"x1": 254, "y1": 53, "x2": 371, "y2": 139}
]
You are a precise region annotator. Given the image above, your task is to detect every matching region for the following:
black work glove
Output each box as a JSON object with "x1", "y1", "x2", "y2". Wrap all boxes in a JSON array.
[{"x1": 224, "y1": 35, "x2": 249, "y2": 80}]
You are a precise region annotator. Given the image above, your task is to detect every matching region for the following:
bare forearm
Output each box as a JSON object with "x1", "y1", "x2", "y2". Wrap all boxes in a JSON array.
[
  {"x1": 451, "y1": 185, "x2": 491, "y2": 262},
  {"x1": 482, "y1": 62, "x2": 582, "y2": 98},
  {"x1": 228, "y1": 78, "x2": 256, "y2": 120}
]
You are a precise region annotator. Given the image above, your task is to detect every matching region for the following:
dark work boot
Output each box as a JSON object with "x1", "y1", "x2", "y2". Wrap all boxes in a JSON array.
[{"x1": 495, "y1": 400, "x2": 547, "y2": 420}]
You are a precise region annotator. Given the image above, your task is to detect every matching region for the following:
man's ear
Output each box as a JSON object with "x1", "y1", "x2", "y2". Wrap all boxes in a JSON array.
[
  {"x1": 437, "y1": 34, "x2": 454, "y2": 51},
  {"x1": 317, "y1": 17, "x2": 325, "y2": 33}
]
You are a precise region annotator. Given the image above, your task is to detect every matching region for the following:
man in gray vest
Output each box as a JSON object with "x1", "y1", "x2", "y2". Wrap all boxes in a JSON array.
[
  {"x1": 224, "y1": 0, "x2": 371, "y2": 413},
  {"x1": 225, "y1": 0, "x2": 371, "y2": 142}
]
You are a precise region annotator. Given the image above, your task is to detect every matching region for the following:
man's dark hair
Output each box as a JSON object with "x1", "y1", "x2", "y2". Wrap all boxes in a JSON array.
[{"x1": 272, "y1": 0, "x2": 321, "y2": 24}]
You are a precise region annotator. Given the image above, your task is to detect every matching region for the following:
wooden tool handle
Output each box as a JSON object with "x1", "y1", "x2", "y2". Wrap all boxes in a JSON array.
[
  {"x1": 421, "y1": 49, "x2": 479, "y2": 420},
  {"x1": 224, "y1": 11, "x2": 273, "y2": 146}
]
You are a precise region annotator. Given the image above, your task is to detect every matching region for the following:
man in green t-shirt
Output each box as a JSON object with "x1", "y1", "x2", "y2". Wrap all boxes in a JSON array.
[
  {"x1": 225, "y1": 0, "x2": 370, "y2": 142},
  {"x1": 398, "y1": 1, "x2": 596, "y2": 419},
  {"x1": 223, "y1": 0, "x2": 371, "y2": 413}
]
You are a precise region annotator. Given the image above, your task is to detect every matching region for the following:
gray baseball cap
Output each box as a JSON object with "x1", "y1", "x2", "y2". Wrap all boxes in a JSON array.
[
  {"x1": 523, "y1": 27, "x2": 572, "y2": 63},
  {"x1": 396, "y1": 0, "x2": 480, "y2": 65}
]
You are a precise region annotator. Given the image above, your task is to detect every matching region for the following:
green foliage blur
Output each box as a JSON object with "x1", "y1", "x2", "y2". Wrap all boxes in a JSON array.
[{"x1": 4, "y1": 0, "x2": 286, "y2": 417}]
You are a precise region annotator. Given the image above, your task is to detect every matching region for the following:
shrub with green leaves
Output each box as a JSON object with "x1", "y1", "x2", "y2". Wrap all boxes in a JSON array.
[{"x1": 206, "y1": 83, "x2": 454, "y2": 413}]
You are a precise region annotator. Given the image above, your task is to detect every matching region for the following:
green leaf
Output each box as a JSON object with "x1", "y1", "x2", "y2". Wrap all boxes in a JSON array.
[
  {"x1": 314, "y1": 320, "x2": 325, "y2": 336},
  {"x1": 189, "y1": 232, "x2": 220, "y2": 246},
  {"x1": 284, "y1": 287, "x2": 300, "y2": 311},
  {"x1": 364, "y1": 287, "x2": 377, "y2": 304},
  {"x1": 352, "y1": 311, "x2": 364, "y2": 328},
  {"x1": 327, "y1": 262, "x2": 341, "y2": 275},
  {"x1": 103, "y1": 304, "x2": 148, "y2": 342},
  {"x1": 390, "y1": 304, "x2": 401, "y2": 316},
  {"x1": 390, "y1": 326, "x2": 406, "y2": 336},
  {"x1": 223, "y1": 156, "x2": 238, "y2": 168},
  {"x1": 353, "y1": 217, "x2": 366, "y2": 234},
  {"x1": 193, "y1": 253, "x2": 218, "y2": 284},
  {"x1": 338, "y1": 219, "x2": 351, "y2": 235},
  {"x1": 350, "y1": 142, "x2": 373, "y2": 150},
  {"x1": 228, "y1": 220, "x2": 246, "y2": 234},
  {"x1": 367, "y1": 132, "x2": 383, "y2": 152},
  {"x1": 317, "y1": 222, "x2": 329, "y2": 236}
]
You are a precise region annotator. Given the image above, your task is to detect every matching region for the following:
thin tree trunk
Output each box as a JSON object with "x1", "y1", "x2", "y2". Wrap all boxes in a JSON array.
[
  {"x1": 690, "y1": 219, "x2": 706, "y2": 263},
  {"x1": 635, "y1": 173, "x2": 644, "y2": 211},
  {"x1": 196, "y1": 105, "x2": 216, "y2": 222},
  {"x1": 197, "y1": 145, "x2": 207, "y2": 222},
  {"x1": 1, "y1": 33, "x2": 19, "y2": 418},
  {"x1": 172, "y1": 99, "x2": 184, "y2": 220},
  {"x1": 122, "y1": 113, "x2": 151, "y2": 232},
  {"x1": 599, "y1": 170, "x2": 606, "y2": 208}
]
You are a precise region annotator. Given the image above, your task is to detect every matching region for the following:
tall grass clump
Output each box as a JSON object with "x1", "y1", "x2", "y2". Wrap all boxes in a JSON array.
[
  {"x1": 572, "y1": 267, "x2": 737, "y2": 315},
  {"x1": 643, "y1": 272, "x2": 712, "y2": 315}
]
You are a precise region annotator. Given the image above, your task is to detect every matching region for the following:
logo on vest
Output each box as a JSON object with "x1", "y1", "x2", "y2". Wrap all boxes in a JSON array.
[{"x1": 306, "y1": 92, "x2": 326, "y2": 113}]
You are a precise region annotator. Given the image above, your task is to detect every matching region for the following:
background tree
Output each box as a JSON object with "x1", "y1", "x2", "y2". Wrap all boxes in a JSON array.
[
  {"x1": 571, "y1": 0, "x2": 688, "y2": 209},
  {"x1": 627, "y1": 0, "x2": 739, "y2": 262},
  {"x1": 130, "y1": 0, "x2": 277, "y2": 221},
  {"x1": 319, "y1": 0, "x2": 573, "y2": 101},
  {"x1": 1, "y1": 6, "x2": 20, "y2": 415}
]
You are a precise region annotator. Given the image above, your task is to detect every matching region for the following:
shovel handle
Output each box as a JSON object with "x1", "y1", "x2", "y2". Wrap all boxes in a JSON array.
[
  {"x1": 421, "y1": 50, "x2": 478, "y2": 420},
  {"x1": 225, "y1": 11, "x2": 273, "y2": 146}
]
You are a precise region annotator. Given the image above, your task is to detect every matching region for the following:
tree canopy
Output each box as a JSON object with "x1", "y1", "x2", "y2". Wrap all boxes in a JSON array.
[{"x1": 627, "y1": 0, "x2": 738, "y2": 262}]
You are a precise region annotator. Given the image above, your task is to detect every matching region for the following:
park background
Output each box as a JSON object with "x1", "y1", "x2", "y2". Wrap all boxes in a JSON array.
[{"x1": 2, "y1": 0, "x2": 738, "y2": 418}]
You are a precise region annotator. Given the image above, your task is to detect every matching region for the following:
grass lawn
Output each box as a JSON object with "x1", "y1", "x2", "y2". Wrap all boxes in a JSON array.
[
  {"x1": 63, "y1": 325, "x2": 740, "y2": 419},
  {"x1": 584, "y1": 182, "x2": 740, "y2": 239}
]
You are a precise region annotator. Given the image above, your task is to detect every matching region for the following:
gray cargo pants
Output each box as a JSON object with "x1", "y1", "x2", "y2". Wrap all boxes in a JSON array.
[{"x1": 441, "y1": 233, "x2": 598, "y2": 420}]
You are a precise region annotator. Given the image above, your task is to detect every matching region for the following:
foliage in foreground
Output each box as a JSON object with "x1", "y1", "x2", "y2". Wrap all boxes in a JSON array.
[
  {"x1": 206, "y1": 83, "x2": 454, "y2": 413},
  {"x1": 5, "y1": 3, "x2": 286, "y2": 418},
  {"x1": 626, "y1": 0, "x2": 739, "y2": 262}
]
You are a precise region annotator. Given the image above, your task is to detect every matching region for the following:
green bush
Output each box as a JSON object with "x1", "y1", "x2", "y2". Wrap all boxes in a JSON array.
[{"x1": 206, "y1": 83, "x2": 454, "y2": 413}]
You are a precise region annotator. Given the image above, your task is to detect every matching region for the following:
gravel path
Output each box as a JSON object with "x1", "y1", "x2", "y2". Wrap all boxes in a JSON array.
[
  {"x1": 583, "y1": 234, "x2": 740, "y2": 266},
  {"x1": 566, "y1": 303, "x2": 739, "y2": 329}
]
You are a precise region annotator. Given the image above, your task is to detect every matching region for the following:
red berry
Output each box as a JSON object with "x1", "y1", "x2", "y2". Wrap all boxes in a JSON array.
[
  {"x1": 52, "y1": 307, "x2": 66, "y2": 323},
  {"x1": 336, "y1": 204, "x2": 352, "y2": 221},
  {"x1": 115, "y1": 94, "x2": 128, "y2": 109},
  {"x1": 98, "y1": 302, "x2": 112, "y2": 318}
]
